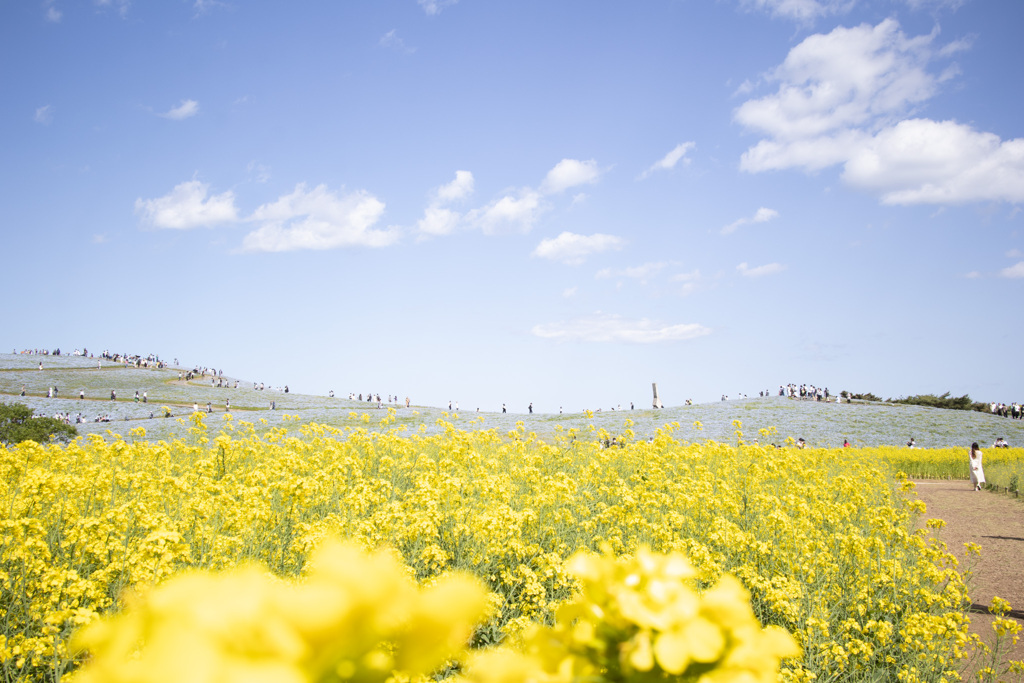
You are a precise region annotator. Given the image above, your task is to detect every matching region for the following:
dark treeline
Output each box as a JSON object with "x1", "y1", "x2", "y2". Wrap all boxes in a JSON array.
[
  {"x1": 888, "y1": 392, "x2": 986, "y2": 412},
  {"x1": 845, "y1": 391, "x2": 1021, "y2": 416}
]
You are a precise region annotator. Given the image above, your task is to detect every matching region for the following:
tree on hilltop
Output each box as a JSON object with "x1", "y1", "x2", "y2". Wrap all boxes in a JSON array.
[{"x1": 0, "y1": 402, "x2": 77, "y2": 446}]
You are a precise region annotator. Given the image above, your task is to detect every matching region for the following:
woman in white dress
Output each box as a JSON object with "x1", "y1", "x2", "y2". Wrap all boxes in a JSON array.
[{"x1": 969, "y1": 442, "x2": 986, "y2": 491}]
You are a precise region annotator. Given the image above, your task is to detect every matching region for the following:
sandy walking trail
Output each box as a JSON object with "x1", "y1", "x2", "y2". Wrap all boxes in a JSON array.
[{"x1": 912, "y1": 479, "x2": 1024, "y2": 677}]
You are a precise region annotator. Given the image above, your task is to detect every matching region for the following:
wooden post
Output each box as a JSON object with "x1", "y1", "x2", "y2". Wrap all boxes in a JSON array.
[{"x1": 652, "y1": 383, "x2": 663, "y2": 409}]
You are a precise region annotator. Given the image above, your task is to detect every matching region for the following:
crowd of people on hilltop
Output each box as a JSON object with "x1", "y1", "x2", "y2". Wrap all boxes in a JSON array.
[
  {"x1": 16, "y1": 347, "x2": 168, "y2": 369},
  {"x1": 989, "y1": 402, "x2": 1022, "y2": 419},
  {"x1": 779, "y1": 384, "x2": 844, "y2": 402},
  {"x1": 345, "y1": 393, "x2": 411, "y2": 409}
]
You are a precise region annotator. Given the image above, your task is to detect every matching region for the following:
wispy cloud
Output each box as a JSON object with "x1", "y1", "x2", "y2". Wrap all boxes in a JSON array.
[
  {"x1": 670, "y1": 269, "x2": 701, "y2": 282},
  {"x1": 135, "y1": 180, "x2": 238, "y2": 229},
  {"x1": 595, "y1": 262, "x2": 667, "y2": 283},
  {"x1": 192, "y1": 0, "x2": 223, "y2": 15},
  {"x1": 161, "y1": 99, "x2": 199, "y2": 120},
  {"x1": 738, "y1": 0, "x2": 855, "y2": 22},
  {"x1": 532, "y1": 313, "x2": 711, "y2": 343},
  {"x1": 95, "y1": 0, "x2": 131, "y2": 17},
  {"x1": 44, "y1": 2, "x2": 62, "y2": 22},
  {"x1": 34, "y1": 105, "x2": 54, "y2": 125},
  {"x1": 721, "y1": 207, "x2": 779, "y2": 235},
  {"x1": 669, "y1": 269, "x2": 702, "y2": 295},
  {"x1": 247, "y1": 161, "x2": 271, "y2": 184},
  {"x1": 533, "y1": 232, "x2": 625, "y2": 266},
  {"x1": 418, "y1": 0, "x2": 458, "y2": 15},
  {"x1": 379, "y1": 29, "x2": 415, "y2": 53},
  {"x1": 639, "y1": 142, "x2": 695, "y2": 179},
  {"x1": 737, "y1": 261, "x2": 786, "y2": 277}
]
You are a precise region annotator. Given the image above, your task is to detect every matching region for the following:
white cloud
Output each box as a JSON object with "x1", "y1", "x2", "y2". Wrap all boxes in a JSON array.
[
  {"x1": 1000, "y1": 262, "x2": 1024, "y2": 278},
  {"x1": 380, "y1": 29, "x2": 415, "y2": 53},
  {"x1": 135, "y1": 180, "x2": 238, "y2": 229},
  {"x1": 842, "y1": 119, "x2": 1024, "y2": 204},
  {"x1": 639, "y1": 142, "x2": 695, "y2": 179},
  {"x1": 414, "y1": 171, "x2": 474, "y2": 238},
  {"x1": 436, "y1": 170, "x2": 474, "y2": 202},
  {"x1": 721, "y1": 207, "x2": 779, "y2": 235},
  {"x1": 595, "y1": 262, "x2": 667, "y2": 282},
  {"x1": 471, "y1": 190, "x2": 543, "y2": 234},
  {"x1": 34, "y1": 105, "x2": 54, "y2": 125},
  {"x1": 562, "y1": 287, "x2": 578, "y2": 298},
  {"x1": 161, "y1": 99, "x2": 199, "y2": 120},
  {"x1": 533, "y1": 232, "x2": 625, "y2": 266},
  {"x1": 45, "y1": 5, "x2": 61, "y2": 22},
  {"x1": 416, "y1": 206, "x2": 461, "y2": 237},
  {"x1": 737, "y1": 262, "x2": 787, "y2": 277},
  {"x1": 540, "y1": 159, "x2": 602, "y2": 194},
  {"x1": 736, "y1": 20, "x2": 939, "y2": 145},
  {"x1": 242, "y1": 184, "x2": 394, "y2": 252},
  {"x1": 532, "y1": 313, "x2": 711, "y2": 344},
  {"x1": 1007, "y1": 249, "x2": 1024, "y2": 258},
  {"x1": 418, "y1": 0, "x2": 457, "y2": 15},
  {"x1": 735, "y1": 19, "x2": 1022, "y2": 205}
]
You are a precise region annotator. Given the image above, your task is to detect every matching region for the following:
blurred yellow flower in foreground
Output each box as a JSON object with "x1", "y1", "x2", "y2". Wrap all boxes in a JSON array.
[
  {"x1": 462, "y1": 546, "x2": 799, "y2": 683},
  {"x1": 72, "y1": 540, "x2": 490, "y2": 683}
]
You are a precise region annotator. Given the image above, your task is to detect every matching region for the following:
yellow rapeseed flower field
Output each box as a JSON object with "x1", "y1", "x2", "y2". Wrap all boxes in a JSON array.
[{"x1": 0, "y1": 414, "x2": 1011, "y2": 682}]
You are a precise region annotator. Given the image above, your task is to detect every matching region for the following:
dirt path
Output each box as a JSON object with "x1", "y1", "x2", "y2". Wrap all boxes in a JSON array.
[{"x1": 912, "y1": 480, "x2": 1024, "y2": 676}]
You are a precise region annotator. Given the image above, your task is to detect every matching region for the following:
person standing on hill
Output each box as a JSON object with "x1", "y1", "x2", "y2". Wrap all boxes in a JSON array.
[{"x1": 969, "y1": 442, "x2": 986, "y2": 491}]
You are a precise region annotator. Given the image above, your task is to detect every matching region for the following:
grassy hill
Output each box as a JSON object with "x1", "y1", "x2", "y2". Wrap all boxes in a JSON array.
[{"x1": 2, "y1": 352, "x2": 1022, "y2": 448}]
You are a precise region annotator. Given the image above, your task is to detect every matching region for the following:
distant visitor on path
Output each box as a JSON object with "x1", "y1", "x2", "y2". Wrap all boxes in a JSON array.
[
  {"x1": 528, "y1": 402, "x2": 533, "y2": 414},
  {"x1": 969, "y1": 442, "x2": 986, "y2": 491}
]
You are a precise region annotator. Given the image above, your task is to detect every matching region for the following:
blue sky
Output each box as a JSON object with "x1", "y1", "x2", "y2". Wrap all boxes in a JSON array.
[{"x1": 3, "y1": 0, "x2": 1022, "y2": 413}]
